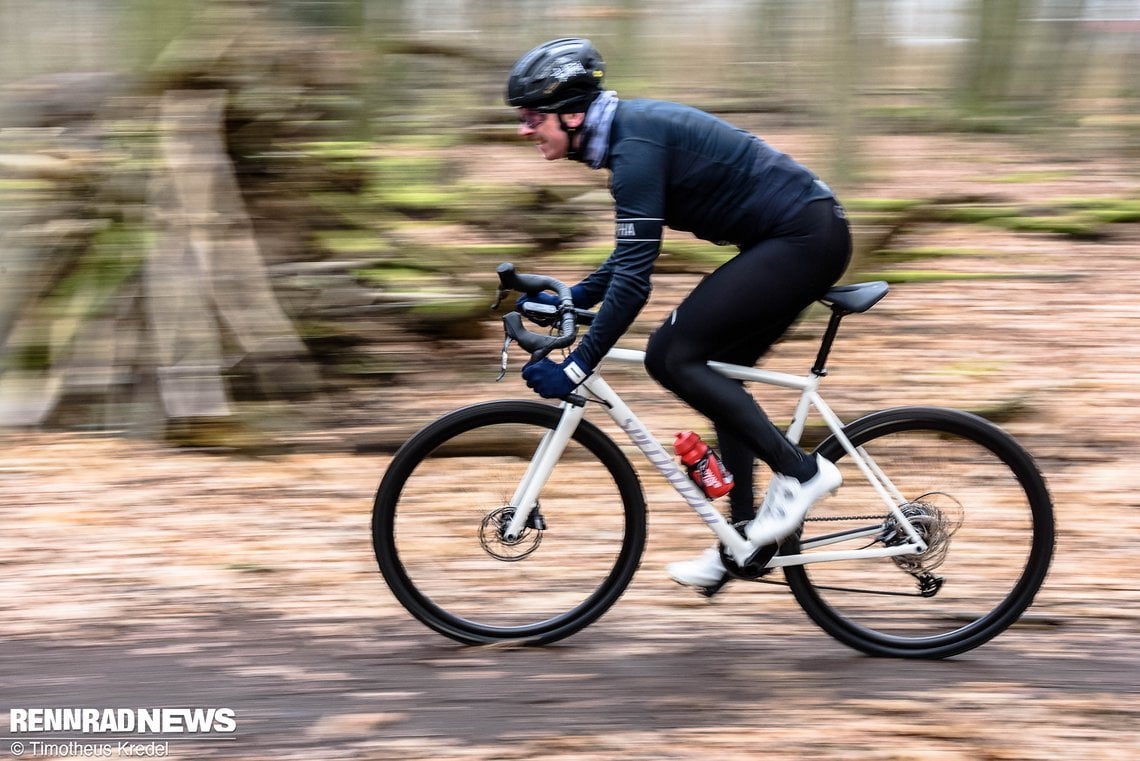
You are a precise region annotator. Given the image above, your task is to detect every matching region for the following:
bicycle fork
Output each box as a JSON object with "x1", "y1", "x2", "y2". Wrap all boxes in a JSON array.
[{"x1": 500, "y1": 401, "x2": 588, "y2": 542}]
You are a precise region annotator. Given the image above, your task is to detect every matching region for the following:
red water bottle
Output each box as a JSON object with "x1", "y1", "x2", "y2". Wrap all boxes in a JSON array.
[{"x1": 674, "y1": 431, "x2": 734, "y2": 499}]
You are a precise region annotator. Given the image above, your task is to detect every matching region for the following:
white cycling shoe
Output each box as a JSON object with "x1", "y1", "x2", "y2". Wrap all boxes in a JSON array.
[
  {"x1": 666, "y1": 546, "x2": 727, "y2": 590},
  {"x1": 746, "y1": 455, "x2": 842, "y2": 546},
  {"x1": 668, "y1": 457, "x2": 840, "y2": 594}
]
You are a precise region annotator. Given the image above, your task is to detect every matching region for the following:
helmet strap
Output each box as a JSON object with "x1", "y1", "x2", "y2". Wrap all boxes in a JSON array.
[{"x1": 557, "y1": 114, "x2": 583, "y2": 161}]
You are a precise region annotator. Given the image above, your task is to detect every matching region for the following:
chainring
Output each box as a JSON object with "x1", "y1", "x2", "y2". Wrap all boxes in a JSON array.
[{"x1": 718, "y1": 522, "x2": 786, "y2": 580}]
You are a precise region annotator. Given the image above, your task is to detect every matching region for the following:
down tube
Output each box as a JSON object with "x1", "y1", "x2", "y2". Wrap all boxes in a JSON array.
[{"x1": 583, "y1": 374, "x2": 754, "y2": 562}]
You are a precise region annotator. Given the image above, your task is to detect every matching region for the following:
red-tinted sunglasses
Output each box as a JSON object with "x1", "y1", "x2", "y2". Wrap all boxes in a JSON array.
[{"x1": 518, "y1": 109, "x2": 548, "y2": 130}]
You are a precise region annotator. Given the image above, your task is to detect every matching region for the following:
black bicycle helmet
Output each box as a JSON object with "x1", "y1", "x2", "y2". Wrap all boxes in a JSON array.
[{"x1": 506, "y1": 38, "x2": 605, "y2": 113}]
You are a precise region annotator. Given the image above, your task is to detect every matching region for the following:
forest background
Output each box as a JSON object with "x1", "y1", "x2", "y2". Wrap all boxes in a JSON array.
[{"x1": 1, "y1": 0, "x2": 1136, "y2": 444}]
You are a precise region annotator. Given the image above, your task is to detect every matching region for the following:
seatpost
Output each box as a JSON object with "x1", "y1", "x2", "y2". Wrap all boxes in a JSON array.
[{"x1": 811, "y1": 309, "x2": 847, "y2": 377}]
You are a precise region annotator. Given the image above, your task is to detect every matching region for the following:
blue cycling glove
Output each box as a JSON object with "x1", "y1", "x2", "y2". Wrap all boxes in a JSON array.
[
  {"x1": 521, "y1": 352, "x2": 590, "y2": 399},
  {"x1": 515, "y1": 284, "x2": 592, "y2": 312}
]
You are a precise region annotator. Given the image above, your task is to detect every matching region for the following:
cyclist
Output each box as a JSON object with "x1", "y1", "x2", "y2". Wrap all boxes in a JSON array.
[{"x1": 507, "y1": 38, "x2": 851, "y2": 593}]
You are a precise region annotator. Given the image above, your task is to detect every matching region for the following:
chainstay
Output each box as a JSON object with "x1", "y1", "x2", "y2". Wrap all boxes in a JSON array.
[{"x1": 742, "y1": 576, "x2": 934, "y2": 597}]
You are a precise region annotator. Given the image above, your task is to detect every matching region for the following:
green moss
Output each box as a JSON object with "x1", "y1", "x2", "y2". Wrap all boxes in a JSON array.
[
  {"x1": 989, "y1": 170, "x2": 1076, "y2": 184},
  {"x1": 550, "y1": 245, "x2": 611, "y2": 266},
  {"x1": 1058, "y1": 197, "x2": 1140, "y2": 212},
  {"x1": 384, "y1": 134, "x2": 464, "y2": 151},
  {"x1": 845, "y1": 198, "x2": 927, "y2": 213},
  {"x1": 47, "y1": 223, "x2": 148, "y2": 303},
  {"x1": 314, "y1": 229, "x2": 393, "y2": 256},
  {"x1": 1064, "y1": 198, "x2": 1140, "y2": 224},
  {"x1": 871, "y1": 246, "x2": 999, "y2": 263},
  {"x1": 9, "y1": 343, "x2": 52, "y2": 372},
  {"x1": 163, "y1": 416, "x2": 275, "y2": 451},
  {"x1": 848, "y1": 211, "x2": 908, "y2": 226},
  {"x1": 930, "y1": 205, "x2": 1022, "y2": 223},
  {"x1": 408, "y1": 295, "x2": 486, "y2": 320},
  {"x1": 864, "y1": 270, "x2": 1039, "y2": 284},
  {"x1": 372, "y1": 155, "x2": 451, "y2": 182},
  {"x1": 0, "y1": 178, "x2": 55, "y2": 192},
  {"x1": 987, "y1": 215, "x2": 1104, "y2": 238},
  {"x1": 440, "y1": 242, "x2": 533, "y2": 259},
  {"x1": 933, "y1": 360, "x2": 1007, "y2": 377},
  {"x1": 297, "y1": 140, "x2": 375, "y2": 159},
  {"x1": 867, "y1": 103, "x2": 1045, "y2": 135},
  {"x1": 352, "y1": 266, "x2": 435, "y2": 286},
  {"x1": 295, "y1": 319, "x2": 354, "y2": 342},
  {"x1": 375, "y1": 186, "x2": 460, "y2": 210},
  {"x1": 1085, "y1": 207, "x2": 1140, "y2": 224}
]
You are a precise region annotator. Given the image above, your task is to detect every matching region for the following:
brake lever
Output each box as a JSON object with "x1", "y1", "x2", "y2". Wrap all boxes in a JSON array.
[
  {"x1": 496, "y1": 319, "x2": 587, "y2": 406},
  {"x1": 490, "y1": 285, "x2": 509, "y2": 312},
  {"x1": 496, "y1": 333, "x2": 513, "y2": 381}
]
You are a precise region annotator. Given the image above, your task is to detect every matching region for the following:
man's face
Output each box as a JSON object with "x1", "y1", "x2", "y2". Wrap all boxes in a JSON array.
[{"x1": 516, "y1": 109, "x2": 584, "y2": 161}]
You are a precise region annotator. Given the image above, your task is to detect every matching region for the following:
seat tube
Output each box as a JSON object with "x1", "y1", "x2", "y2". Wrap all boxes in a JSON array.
[{"x1": 785, "y1": 377, "x2": 819, "y2": 446}]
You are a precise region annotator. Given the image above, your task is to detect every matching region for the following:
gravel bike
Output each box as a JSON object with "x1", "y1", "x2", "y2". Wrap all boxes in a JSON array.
[{"x1": 372, "y1": 264, "x2": 1054, "y2": 658}]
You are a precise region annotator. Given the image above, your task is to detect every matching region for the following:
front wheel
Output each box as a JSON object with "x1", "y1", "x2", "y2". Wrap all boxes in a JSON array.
[
  {"x1": 373, "y1": 400, "x2": 646, "y2": 645},
  {"x1": 783, "y1": 406, "x2": 1054, "y2": 659}
]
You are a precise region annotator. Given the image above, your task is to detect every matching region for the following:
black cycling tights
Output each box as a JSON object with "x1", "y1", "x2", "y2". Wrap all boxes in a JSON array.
[{"x1": 645, "y1": 198, "x2": 851, "y2": 523}]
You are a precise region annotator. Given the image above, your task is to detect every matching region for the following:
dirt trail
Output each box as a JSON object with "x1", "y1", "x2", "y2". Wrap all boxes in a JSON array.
[{"x1": 2, "y1": 133, "x2": 1139, "y2": 760}]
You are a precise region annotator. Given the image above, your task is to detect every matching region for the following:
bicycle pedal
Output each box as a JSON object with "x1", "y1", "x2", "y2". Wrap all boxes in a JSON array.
[
  {"x1": 723, "y1": 524, "x2": 781, "y2": 580},
  {"x1": 526, "y1": 511, "x2": 547, "y2": 530},
  {"x1": 698, "y1": 576, "x2": 731, "y2": 599},
  {"x1": 732, "y1": 543, "x2": 780, "y2": 580}
]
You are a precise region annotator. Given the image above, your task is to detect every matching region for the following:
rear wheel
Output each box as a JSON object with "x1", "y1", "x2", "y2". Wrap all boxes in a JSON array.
[
  {"x1": 784, "y1": 406, "x2": 1054, "y2": 658},
  {"x1": 373, "y1": 401, "x2": 646, "y2": 645}
]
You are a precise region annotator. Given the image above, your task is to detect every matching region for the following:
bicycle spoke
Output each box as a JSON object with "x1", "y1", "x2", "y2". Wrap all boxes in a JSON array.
[
  {"x1": 784, "y1": 407, "x2": 1053, "y2": 658},
  {"x1": 374, "y1": 402, "x2": 645, "y2": 645}
]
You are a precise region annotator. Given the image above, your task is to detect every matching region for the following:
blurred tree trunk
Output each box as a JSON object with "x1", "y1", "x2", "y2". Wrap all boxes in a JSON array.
[
  {"x1": 348, "y1": 0, "x2": 372, "y2": 141},
  {"x1": 0, "y1": 0, "x2": 356, "y2": 436},
  {"x1": 146, "y1": 90, "x2": 317, "y2": 419},
  {"x1": 613, "y1": 0, "x2": 646, "y2": 95},
  {"x1": 960, "y1": 0, "x2": 1037, "y2": 110},
  {"x1": 829, "y1": 0, "x2": 859, "y2": 188},
  {"x1": 122, "y1": 0, "x2": 196, "y2": 73},
  {"x1": 752, "y1": 0, "x2": 796, "y2": 100},
  {"x1": 1027, "y1": 0, "x2": 1090, "y2": 108},
  {"x1": 369, "y1": 0, "x2": 411, "y2": 139},
  {"x1": 0, "y1": 0, "x2": 28, "y2": 83},
  {"x1": 286, "y1": 0, "x2": 373, "y2": 140},
  {"x1": 0, "y1": 160, "x2": 73, "y2": 425}
]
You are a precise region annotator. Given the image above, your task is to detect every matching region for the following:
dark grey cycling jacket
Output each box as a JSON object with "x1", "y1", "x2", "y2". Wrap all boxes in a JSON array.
[{"x1": 572, "y1": 98, "x2": 833, "y2": 369}]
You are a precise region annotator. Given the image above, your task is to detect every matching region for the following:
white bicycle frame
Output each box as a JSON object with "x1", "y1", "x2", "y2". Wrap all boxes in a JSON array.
[{"x1": 503, "y1": 347, "x2": 929, "y2": 569}]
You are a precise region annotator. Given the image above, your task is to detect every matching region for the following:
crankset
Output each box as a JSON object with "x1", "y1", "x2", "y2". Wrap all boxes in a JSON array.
[{"x1": 717, "y1": 521, "x2": 788, "y2": 582}]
